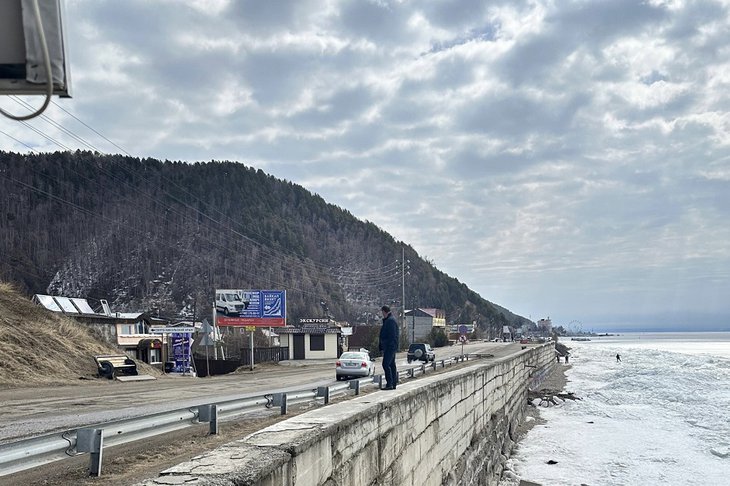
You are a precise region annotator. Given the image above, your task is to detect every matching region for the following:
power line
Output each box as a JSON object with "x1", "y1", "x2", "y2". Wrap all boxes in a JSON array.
[
  {"x1": 5, "y1": 103, "x2": 403, "y2": 300},
  {"x1": 46, "y1": 102, "x2": 398, "y2": 277},
  {"x1": 0, "y1": 129, "x2": 37, "y2": 153},
  {"x1": 51, "y1": 100, "x2": 133, "y2": 156},
  {"x1": 0, "y1": 172, "x2": 337, "y2": 299},
  {"x1": 12, "y1": 97, "x2": 103, "y2": 152}
]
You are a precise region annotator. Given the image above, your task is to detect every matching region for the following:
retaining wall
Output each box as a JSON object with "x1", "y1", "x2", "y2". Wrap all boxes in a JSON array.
[{"x1": 139, "y1": 344, "x2": 555, "y2": 486}]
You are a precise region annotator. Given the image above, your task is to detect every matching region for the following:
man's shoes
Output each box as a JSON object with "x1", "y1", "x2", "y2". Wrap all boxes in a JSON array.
[{"x1": 383, "y1": 385, "x2": 394, "y2": 390}]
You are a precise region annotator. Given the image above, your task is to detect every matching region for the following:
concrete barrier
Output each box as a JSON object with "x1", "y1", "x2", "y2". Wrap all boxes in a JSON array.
[{"x1": 137, "y1": 344, "x2": 555, "y2": 486}]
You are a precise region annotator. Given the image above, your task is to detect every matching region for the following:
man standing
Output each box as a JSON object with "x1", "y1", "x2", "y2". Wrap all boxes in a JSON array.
[{"x1": 379, "y1": 305, "x2": 399, "y2": 390}]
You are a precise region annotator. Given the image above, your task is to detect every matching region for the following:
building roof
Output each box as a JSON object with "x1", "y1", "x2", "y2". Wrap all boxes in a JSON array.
[
  {"x1": 33, "y1": 294, "x2": 101, "y2": 316},
  {"x1": 404, "y1": 308, "x2": 445, "y2": 318},
  {"x1": 33, "y1": 294, "x2": 156, "y2": 324}
]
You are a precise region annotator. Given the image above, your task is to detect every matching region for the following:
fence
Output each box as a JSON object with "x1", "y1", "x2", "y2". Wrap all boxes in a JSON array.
[{"x1": 239, "y1": 346, "x2": 289, "y2": 366}]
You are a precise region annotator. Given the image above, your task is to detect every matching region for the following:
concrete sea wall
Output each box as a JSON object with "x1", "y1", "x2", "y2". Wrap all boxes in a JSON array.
[{"x1": 139, "y1": 344, "x2": 555, "y2": 486}]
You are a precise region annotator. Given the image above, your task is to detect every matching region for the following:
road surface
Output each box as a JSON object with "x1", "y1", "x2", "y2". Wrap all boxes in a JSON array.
[{"x1": 0, "y1": 341, "x2": 525, "y2": 443}]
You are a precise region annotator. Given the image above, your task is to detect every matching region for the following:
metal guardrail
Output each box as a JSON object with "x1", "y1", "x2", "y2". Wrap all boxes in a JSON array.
[{"x1": 0, "y1": 353, "x2": 482, "y2": 478}]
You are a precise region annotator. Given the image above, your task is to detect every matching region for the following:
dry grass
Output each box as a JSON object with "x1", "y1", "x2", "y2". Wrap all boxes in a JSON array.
[{"x1": 0, "y1": 282, "x2": 153, "y2": 387}]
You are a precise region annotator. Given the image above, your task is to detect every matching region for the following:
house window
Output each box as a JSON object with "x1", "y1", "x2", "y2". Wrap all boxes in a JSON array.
[
  {"x1": 310, "y1": 334, "x2": 325, "y2": 351},
  {"x1": 119, "y1": 321, "x2": 148, "y2": 335}
]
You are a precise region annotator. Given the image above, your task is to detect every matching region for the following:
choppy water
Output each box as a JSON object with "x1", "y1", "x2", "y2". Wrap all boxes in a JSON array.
[{"x1": 503, "y1": 332, "x2": 730, "y2": 486}]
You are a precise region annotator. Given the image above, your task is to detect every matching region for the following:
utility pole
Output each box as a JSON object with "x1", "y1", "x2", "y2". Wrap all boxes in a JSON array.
[
  {"x1": 401, "y1": 246, "x2": 410, "y2": 347},
  {"x1": 401, "y1": 246, "x2": 406, "y2": 324}
]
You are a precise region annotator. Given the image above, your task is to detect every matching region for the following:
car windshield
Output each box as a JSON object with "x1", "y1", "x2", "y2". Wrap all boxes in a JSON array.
[
  {"x1": 340, "y1": 353, "x2": 366, "y2": 360},
  {"x1": 224, "y1": 293, "x2": 241, "y2": 301}
]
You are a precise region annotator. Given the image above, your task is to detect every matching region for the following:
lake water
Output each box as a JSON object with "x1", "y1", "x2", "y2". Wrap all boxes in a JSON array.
[{"x1": 502, "y1": 332, "x2": 730, "y2": 486}]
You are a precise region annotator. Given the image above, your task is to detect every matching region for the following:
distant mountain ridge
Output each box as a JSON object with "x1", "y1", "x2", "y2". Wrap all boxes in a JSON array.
[{"x1": 0, "y1": 151, "x2": 532, "y2": 332}]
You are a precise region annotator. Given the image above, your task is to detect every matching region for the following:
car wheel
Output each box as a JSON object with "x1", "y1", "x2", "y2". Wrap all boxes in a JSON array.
[
  {"x1": 407, "y1": 359, "x2": 412, "y2": 363},
  {"x1": 223, "y1": 308, "x2": 229, "y2": 316}
]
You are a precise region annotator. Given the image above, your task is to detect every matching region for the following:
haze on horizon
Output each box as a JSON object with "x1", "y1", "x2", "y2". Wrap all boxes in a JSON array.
[{"x1": 1, "y1": 0, "x2": 728, "y2": 332}]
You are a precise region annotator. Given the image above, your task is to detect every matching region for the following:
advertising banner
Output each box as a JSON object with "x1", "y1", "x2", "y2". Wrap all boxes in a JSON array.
[
  {"x1": 171, "y1": 332, "x2": 192, "y2": 373},
  {"x1": 215, "y1": 289, "x2": 286, "y2": 327}
]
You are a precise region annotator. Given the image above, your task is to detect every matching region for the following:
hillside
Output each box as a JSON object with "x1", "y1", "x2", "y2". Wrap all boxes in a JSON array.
[
  {"x1": 0, "y1": 151, "x2": 532, "y2": 332},
  {"x1": 0, "y1": 282, "x2": 138, "y2": 386}
]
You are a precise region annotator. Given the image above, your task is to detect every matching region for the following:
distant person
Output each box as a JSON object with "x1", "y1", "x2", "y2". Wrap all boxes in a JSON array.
[
  {"x1": 379, "y1": 305, "x2": 399, "y2": 390},
  {"x1": 565, "y1": 353, "x2": 569, "y2": 364},
  {"x1": 616, "y1": 353, "x2": 621, "y2": 363}
]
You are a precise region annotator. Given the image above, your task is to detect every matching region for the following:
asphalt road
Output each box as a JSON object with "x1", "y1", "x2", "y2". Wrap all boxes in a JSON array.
[{"x1": 0, "y1": 341, "x2": 525, "y2": 443}]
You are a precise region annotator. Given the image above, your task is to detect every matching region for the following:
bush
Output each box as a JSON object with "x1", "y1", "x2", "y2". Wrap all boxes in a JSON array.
[{"x1": 427, "y1": 328, "x2": 449, "y2": 348}]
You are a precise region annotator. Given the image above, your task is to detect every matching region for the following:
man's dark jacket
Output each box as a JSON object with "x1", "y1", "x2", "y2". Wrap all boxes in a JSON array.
[{"x1": 379, "y1": 313, "x2": 399, "y2": 351}]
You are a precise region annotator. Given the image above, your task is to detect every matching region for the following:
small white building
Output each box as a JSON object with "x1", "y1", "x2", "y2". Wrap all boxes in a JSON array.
[
  {"x1": 32, "y1": 294, "x2": 165, "y2": 363},
  {"x1": 537, "y1": 317, "x2": 553, "y2": 334},
  {"x1": 277, "y1": 318, "x2": 342, "y2": 360}
]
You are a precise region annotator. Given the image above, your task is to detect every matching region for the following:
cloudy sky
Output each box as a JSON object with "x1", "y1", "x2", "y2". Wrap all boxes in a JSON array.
[{"x1": 2, "y1": 0, "x2": 729, "y2": 331}]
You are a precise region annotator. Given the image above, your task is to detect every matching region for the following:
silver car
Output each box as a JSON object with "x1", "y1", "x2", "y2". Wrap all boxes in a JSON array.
[{"x1": 335, "y1": 351, "x2": 375, "y2": 380}]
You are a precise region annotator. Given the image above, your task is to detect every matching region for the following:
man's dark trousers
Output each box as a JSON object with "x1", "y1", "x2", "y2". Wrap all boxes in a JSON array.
[{"x1": 382, "y1": 347, "x2": 398, "y2": 388}]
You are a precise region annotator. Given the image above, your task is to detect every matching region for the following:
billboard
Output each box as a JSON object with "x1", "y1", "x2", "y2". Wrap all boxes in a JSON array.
[
  {"x1": 215, "y1": 289, "x2": 286, "y2": 327},
  {"x1": 170, "y1": 332, "x2": 192, "y2": 373}
]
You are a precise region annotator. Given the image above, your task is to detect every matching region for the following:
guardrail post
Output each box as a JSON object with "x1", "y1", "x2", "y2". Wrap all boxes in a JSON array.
[
  {"x1": 432, "y1": 360, "x2": 437, "y2": 371},
  {"x1": 317, "y1": 386, "x2": 330, "y2": 405},
  {"x1": 440, "y1": 359, "x2": 445, "y2": 368},
  {"x1": 77, "y1": 428, "x2": 104, "y2": 476},
  {"x1": 349, "y1": 379, "x2": 360, "y2": 395},
  {"x1": 374, "y1": 374, "x2": 383, "y2": 389},
  {"x1": 273, "y1": 393, "x2": 288, "y2": 415},
  {"x1": 198, "y1": 404, "x2": 219, "y2": 435},
  {"x1": 421, "y1": 363, "x2": 426, "y2": 374},
  {"x1": 408, "y1": 367, "x2": 415, "y2": 378}
]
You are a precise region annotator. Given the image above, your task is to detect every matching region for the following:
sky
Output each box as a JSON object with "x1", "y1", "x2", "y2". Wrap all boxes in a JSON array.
[{"x1": 1, "y1": 0, "x2": 729, "y2": 331}]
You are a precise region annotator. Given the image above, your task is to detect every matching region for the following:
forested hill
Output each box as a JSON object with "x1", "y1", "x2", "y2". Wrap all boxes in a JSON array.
[{"x1": 0, "y1": 151, "x2": 531, "y2": 332}]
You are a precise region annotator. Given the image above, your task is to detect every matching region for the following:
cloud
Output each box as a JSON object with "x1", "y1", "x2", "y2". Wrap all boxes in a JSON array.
[{"x1": 2, "y1": 0, "x2": 730, "y2": 329}]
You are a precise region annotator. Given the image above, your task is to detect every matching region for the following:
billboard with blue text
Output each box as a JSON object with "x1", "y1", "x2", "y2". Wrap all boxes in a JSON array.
[{"x1": 215, "y1": 289, "x2": 286, "y2": 327}]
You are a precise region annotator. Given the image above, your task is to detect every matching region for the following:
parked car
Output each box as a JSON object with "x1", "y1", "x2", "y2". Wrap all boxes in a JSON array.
[
  {"x1": 407, "y1": 343, "x2": 435, "y2": 363},
  {"x1": 335, "y1": 351, "x2": 375, "y2": 380}
]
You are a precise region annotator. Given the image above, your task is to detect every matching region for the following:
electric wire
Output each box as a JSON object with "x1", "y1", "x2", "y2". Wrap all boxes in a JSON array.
[
  {"x1": 5, "y1": 101, "x2": 406, "y2": 306},
  {"x1": 11, "y1": 96, "x2": 102, "y2": 152},
  {"x1": 0, "y1": 172, "x2": 341, "y2": 299},
  {"x1": 48, "y1": 101, "x2": 400, "y2": 277},
  {"x1": 0, "y1": 129, "x2": 38, "y2": 153}
]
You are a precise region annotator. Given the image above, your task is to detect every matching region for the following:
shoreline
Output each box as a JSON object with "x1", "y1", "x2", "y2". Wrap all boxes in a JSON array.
[
  {"x1": 516, "y1": 362, "x2": 571, "y2": 440},
  {"x1": 500, "y1": 363, "x2": 572, "y2": 486}
]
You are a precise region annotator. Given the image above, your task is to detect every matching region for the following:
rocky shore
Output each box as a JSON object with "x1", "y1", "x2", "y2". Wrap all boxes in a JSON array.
[{"x1": 499, "y1": 363, "x2": 573, "y2": 486}]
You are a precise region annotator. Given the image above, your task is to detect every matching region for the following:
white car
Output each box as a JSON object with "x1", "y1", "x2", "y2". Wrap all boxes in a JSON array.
[{"x1": 335, "y1": 351, "x2": 375, "y2": 380}]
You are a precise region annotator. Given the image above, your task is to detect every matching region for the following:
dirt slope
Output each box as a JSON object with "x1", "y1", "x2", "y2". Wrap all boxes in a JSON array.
[{"x1": 0, "y1": 282, "x2": 153, "y2": 387}]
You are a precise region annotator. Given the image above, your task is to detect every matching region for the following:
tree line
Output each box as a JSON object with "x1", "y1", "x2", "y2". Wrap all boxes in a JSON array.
[{"x1": 0, "y1": 151, "x2": 533, "y2": 334}]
